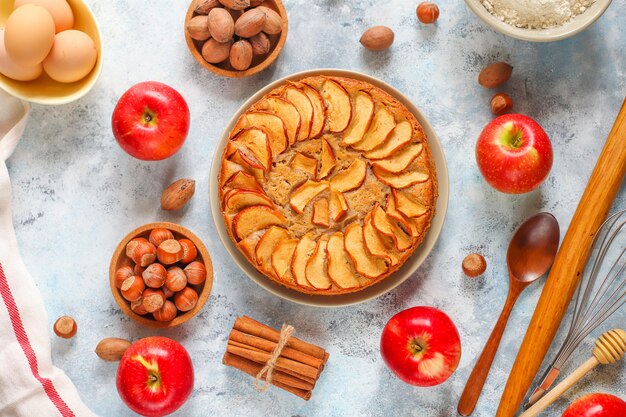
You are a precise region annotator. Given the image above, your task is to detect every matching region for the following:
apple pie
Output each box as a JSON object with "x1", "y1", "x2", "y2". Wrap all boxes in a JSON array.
[{"x1": 218, "y1": 75, "x2": 437, "y2": 295}]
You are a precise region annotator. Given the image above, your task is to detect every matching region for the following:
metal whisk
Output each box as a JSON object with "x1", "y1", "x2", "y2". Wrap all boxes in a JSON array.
[{"x1": 525, "y1": 209, "x2": 626, "y2": 409}]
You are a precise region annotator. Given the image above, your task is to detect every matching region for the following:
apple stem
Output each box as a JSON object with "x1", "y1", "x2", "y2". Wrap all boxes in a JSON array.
[
  {"x1": 512, "y1": 136, "x2": 523, "y2": 148},
  {"x1": 144, "y1": 114, "x2": 152, "y2": 123}
]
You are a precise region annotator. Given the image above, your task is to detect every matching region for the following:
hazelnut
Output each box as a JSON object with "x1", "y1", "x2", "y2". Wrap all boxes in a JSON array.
[
  {"x1": 249, "y1": 32, "x2": 270, "y2": 56},
  {"x1": 165, "y1": 266, "x2": 188, "y2": 292},
  {"x1": 462, "y1": 253, "x2": 487, "y2": 278},
  {"x1": 257, "y1": 6, "x2": 282, "y2": 35},
  {"x1": 115, "y1": 266, "x2": 134, "y2": 289},
  {"x1": 230, "y1": 39, "x2": 253, "y2": 71},
  {"x1": 157, "y1": 239, "x2": 184, "y2": 265},
  {"x1": 184, "y1": 261, "x2": 207, "y2": 285},
  {"x1": 53, "y1": 316, "x2": 77, "y2": 339},
  {"x1": 417, "y1": 2, "x2": 439, "y2": 24},
  {"x1": 95, "y1": 337, "x2": 131, "y2": 361},
  {"x1": 130, "y1": 298, "x2": 148, "y2": 315},
  {"x1": 142, "y1": 289, "x2": 165, "y2": 313},
  {"x1": 153, "y1": 300, "x2": 178, "y2": 322},
  {"x1": 142, "y1": 263, "x2": 167, "y2": 288},
  {"x1": 187, "y1": 15, "x2": 211, "y2": 41},
  {"x1": 149, "y1": 228, "x2": 174, "y2": 247},
  {"x1": 174, "y1": 287, "x2": 198, "y2": 312},
  {"x1": 134, "y1": 264, "x2": 145, "y2": 276},
  {"x1": 179, "y1": 239, "x2": 198, "y2": 264},
  {"x1": 490, "y1": 92, "x2": 513, "y2": 115},
  {"x1": 162, "y1": 286, "x2": 175, "y2": 299},
  {"x1": 126, "y1": 238, "x2": 157, "y2": 267},
  {"x1": 121, "y1": 276, "x2": 145, "y2": 302}
]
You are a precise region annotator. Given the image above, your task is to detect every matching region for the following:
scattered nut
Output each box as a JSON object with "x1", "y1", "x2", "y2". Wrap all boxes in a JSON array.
[
  {"x1": 95, "y1": 337, "x2": 131, "y2": 361},
  {"x1": 249, "y1": 32, "x2": 270, "y2": 55},
  {"x1": 478, "y1": 62, "x2": 513, "y2": 88},
  {"x1": 165, "y1": 266, "x2": 188, "y2": 292},
  {"x1": 149, "y1": 228, "x2": 175, "y2": 247},
  {"x1": 184, "y1": 261, "x2": 207, "y2": 285},
  {"x1": 179, "y1": 239, "x2": 198, "y2": 264},
  {"x1": 230, "y1": 39, "x2": 253, "y2": 71},
  {"x1": 126, "y1": 238, "x2": 157, "y2": 267},
  {"x1": 462, "y1": 253, "x2": 487, "y2": 278},
  {"x1": 417, "y1": 2, "x2": 439, "y2": 24},
  {"x1": 187, "y1": 15, "x2": 211, "y2": 41},
  {"x1": 53, "y1": 316, "x2": 77, "y2": 339},
  {"x1": 130, "y1": 298, "x2": 148, "y2": 315},
  {"x1": 234, "y1": 8, "x2": 266, "y2": 38},
  {"x1": 142, "y1": 289, "x2": 166, "y2": 313},
  {"x1": 257, "y1": 6, "x2": 282, "y2": 35},
  {"x1": 490, "y1": 92, "x2": 513, "y2": 115},
  {"x1": 208, "y1": 8, "x2": 235, "y2": 43},
  {"x1": 194, "y1": 0, "x2": 220, "y2": 14},
  {"x1": 157, "y1": 239, "x2": 184, "y2": 265},
  {"x1": 202, "y1": 38, "x2": 233, "y2": 63},
  {"x1": 360, "y1": 26, "x2": 394, "y2": 51},
  {"x1": 153, "y1": 300, "x2": 178, "y2": 322},
  {"x1": 142, "y1": 263, "x2": 167, "y2": 288},
  {"x1": 161, "y1": 178, "x2": 196, "y2": 211},
  {"x1": 121, "y1": 276, "x2": 145, "y2": 302},
  {"x1": 162, "y1": 286, "x2": 175, "y2": 299},
  {"x1": 218, "y1": 0, "x2": 250, "y2": 10},
  {"x1": 174, "y1": 287, "x2": 199, "y2": 312},
  {"x1": 115, "y1": 266, "x2": 134, "y2": 289}
]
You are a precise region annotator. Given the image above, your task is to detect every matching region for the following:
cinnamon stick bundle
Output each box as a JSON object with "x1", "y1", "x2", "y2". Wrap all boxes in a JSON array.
[{"x1": 222, "y1": 316, "x2": 329, "y2": 400}]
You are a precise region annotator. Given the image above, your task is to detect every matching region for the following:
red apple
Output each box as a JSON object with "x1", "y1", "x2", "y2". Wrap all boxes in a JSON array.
[
  {"x1": 476, "y1": 114, "x2": 553, "y2": 194},
  {"x1": 380, "y1": 306, "x2": 462, "y2": 387},
  {"x1": 112, "y1": 81, "x2": 190, "y2": 161},
  {"x1": 562, "y1": 393, "x2": 626, "y2": 417},
  {"x1": 116, "y1": 336, "x2": 194, "y2": 417}
]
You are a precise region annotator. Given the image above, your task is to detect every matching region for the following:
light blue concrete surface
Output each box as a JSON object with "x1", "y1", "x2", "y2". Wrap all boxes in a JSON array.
[{"x1": 6, "y1": 0, "x2": 625, "y2": 416}]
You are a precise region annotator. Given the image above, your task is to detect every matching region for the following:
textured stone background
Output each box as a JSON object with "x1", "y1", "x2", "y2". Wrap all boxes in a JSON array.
[{"x1": 7, "y1": 0, "x2": 626, "y2": 416}]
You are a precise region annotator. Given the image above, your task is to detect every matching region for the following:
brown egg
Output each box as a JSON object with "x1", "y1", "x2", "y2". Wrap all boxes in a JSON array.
[
  {"x1": 0, "y1": 28, "x2": 43, "y2": 81},
  {"x1": 4, "y1": 4, "x2": 56, "y2": 67},
  {"x1": 43, "y1": 30, "x2": 97, "y2": 83},
  {"x1": 14, "y1": 0, "x2": 74, "y2": 33}
]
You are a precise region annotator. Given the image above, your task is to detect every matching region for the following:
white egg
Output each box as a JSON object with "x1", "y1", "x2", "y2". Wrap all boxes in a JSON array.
[{"x1": 0, "y1": 28, "x2": 43, "y2": 81}]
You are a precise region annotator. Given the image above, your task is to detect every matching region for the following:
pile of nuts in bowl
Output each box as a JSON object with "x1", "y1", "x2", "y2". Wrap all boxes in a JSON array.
[
  {"x1": 186, "y1": 0, "x2": 284, "y2": 71},
  {"x1": 114, "y1": 228, "x2": 207, "y2": 322}
]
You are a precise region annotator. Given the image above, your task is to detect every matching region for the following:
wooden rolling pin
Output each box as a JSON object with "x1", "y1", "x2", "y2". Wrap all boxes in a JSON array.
[{"x1": 496, "y1": 99, "x2": 626, "y2": 417}]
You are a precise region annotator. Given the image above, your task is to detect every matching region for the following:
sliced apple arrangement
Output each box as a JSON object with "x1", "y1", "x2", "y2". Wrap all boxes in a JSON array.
[{"x1": 219, "y1": 76, "x2": 437, "y2": 295}]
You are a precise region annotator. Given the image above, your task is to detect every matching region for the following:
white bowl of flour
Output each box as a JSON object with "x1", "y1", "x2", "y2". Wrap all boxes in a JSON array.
[{"x1": 465, "y1": 0, "x2": 612, "y2": 41}]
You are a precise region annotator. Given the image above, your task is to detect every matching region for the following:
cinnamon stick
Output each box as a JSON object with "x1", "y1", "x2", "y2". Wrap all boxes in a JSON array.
[
  {"x1": 235, "y1": 316, "x2": 327, "y2": 359},
  {"x1": 229, "y1": 329, "x2": 324, "y2": 368},
  {"x1": 223, "y1": 353, "x2": 313, "y2": 399},
  {"x1": 226, "y1": 344, "x2": 319, "y2": 380}
]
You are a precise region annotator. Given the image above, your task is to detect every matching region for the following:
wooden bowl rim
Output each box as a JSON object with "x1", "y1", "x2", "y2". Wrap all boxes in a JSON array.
[
  {"x1": 109, "y1": 222, "x2": 214, "y2": 328},
  {"x1": 183, "y1": 0, "x2": 288, "y2": 78}
]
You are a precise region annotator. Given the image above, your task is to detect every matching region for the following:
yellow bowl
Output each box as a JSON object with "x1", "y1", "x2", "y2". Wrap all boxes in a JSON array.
[{"x1": 0, "y1": 0, "x2": 103, "y2": 105}]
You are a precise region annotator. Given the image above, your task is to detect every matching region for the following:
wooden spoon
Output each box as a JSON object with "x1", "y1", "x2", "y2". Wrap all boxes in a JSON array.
[{"x1": 457, "y1": 213, "x2": 560, "y2": 416}]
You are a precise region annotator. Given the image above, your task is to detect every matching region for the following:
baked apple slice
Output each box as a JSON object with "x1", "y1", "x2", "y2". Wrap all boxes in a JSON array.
[
  {"x1": 318, "y1": 138, "x2": 336, "y2": 179},
  {"x1": 290, "y1": 152, "x2": 318, "y2": 178},
  {"x1": 363, "y1": 213, "x2": 400, "y2": 266},
  {"x1": 289, "y1": 180, "x2": 329, "y2": 213},
  {"x1": 329, "y1": 159, "x2": 367, "y2": 192},
  {"x1": 342, "y1": 91, "x2": 375, "y2": 145},
  {"x1": 224, "y1": 189, "x2": 274, "y2": 211},
  {"x1": 231, "y1": 128, "x2": 272, "y2": 170},
  {"x1": 386, "y1": 194, "x2": 420, "y2": 237},
  {"x1": 228, "y1": 148, "x2": 265, "y2": 181},
  {"x1": 258, "y1": 96, "x2": 300, "y2": 145},
  {"x1": 371, "y1": 205, "x2": 413, "y2": 251},
  {"x1": 237, "y1": 111, "x2": 288, "y2": 157},
  {"x1": 284, "y1": 86, "x2": 313, "y2": 140},
  {"x1": 344, "y1": 222, "x2": 388, "y2": 279},
  {"x1": 372, "y1": 165, "x2": 429, "y2": 189},
  {"x1": 299, "y1": 83, "x2": 326, "y2": 138},
  {"x1": 271, "y1": 238, "x2": 299, "y2": 281},
  {"x1": 238, "y1": 232, "x2": 263, "y2": 263},
  {"x1": 393, "y1": 189, "x2": 428, "y2": 218},
  {"x1": 291, "y1": 233, "x2": 316, "y2": 288},
  {"x1": 329, "y1": 190, "x2": 349, "y2": 221},
  {"x1": 320, "y1": 79, "x2": 352, "y2": 133},
  {"x1": 371, "y1": 143, "x2": 423, "y2": 173},
  {"x1": 255, "y1": 226, "x2": 290, "y2": 268},
  {"x1": 304, "y1": 236, "x2": 333, "y2": 290},
  {"x1": 220, "y1": 159, "x2": 246, "y2": 186},
  {"x1": 352, "y1": 105, "x2": 396, "y2": 151},
  {"x1": 312, "y1": 198, "x2": 329, "y2": 227},
  {"x1": 232, "y1": 206, "x2": 287, "y2": 240},
  {"x1": 223, "y1": 171, "x2": 263, "y2": 192},
  {"x1": 364, "y1": 121, "x2": 413, "y2": 160},
  {"x1": 326, "y1": 232, "x2": 361, "y2": 289}
]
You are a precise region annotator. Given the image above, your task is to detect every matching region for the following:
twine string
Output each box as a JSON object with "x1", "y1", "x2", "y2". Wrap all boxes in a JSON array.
[{"x1": 254, "y1": 324, "x2": 295, "y2": 392}]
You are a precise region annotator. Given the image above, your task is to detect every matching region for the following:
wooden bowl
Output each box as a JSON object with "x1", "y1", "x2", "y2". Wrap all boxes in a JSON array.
[
  {"x1": 109, "y1": 222, "x2": 214, "y2": 328},
  {"x1": 184, "y1": 0, "x2": 288, "y2": 78}
]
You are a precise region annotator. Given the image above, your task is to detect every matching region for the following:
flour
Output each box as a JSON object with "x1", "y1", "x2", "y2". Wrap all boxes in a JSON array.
[{"x1": 481, "y1": 0, "x2": 596, "y2": 29}]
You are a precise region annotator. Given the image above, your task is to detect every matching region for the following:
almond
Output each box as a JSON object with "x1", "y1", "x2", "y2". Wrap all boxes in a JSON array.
[
  {"x1": 360, "y1": 26, "x2": 394, "y2": 51},
  {"x1": 257, "y1": 6, "x2": 282, "y2": 35},
  {"x1": 187, "y1": 15, "x2": 211, "y2": 41},
  {"x1": 218, "y1": 0, "x2": 250, "y2": 10},
  {"x1": 95, "y1": 337, "x2": 131, "y2": 362},
  {"x1": 208, "y1": 8, "x2": 234, "y2": 43},
  {"x1": 249, "y1": 32, "x2": 270, "y2": 55},
  {"x1": 478, "y1": 62, "x2": 513, "y2": 88},
  {"x1": 194, "y1": 0, "x2": 220, "y2": 14},
  {"x1": 202, "y1": 38, "x2": 232, "y2": 63},
  {"x1": 234, "y1": 9, "x2": 266, "y2": 38},
  {"x1": 230, "y1": 39, "x2": 253, "y2": 71},
  {"x1": 161, "y1": 178, "x2": 196, "y2": 211}
]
